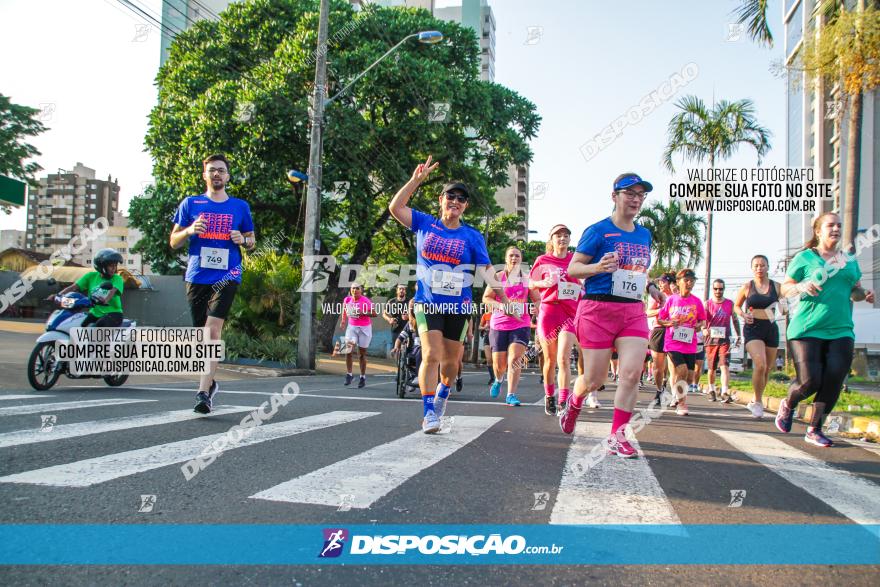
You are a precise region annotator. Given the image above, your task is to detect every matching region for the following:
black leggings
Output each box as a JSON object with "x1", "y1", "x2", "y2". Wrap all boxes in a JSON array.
[{"x1": 787, "y1": 337, "x2": 854, "y2": 428}]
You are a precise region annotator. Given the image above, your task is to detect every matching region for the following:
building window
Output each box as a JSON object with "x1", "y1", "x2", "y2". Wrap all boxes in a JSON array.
[{"x1": 90, "y1": 204, "x2": 96, "y2": 209}]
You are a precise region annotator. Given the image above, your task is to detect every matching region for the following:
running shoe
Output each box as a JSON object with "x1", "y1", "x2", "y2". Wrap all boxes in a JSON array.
[
  {"x1": 358, "y1": 375, "x2": 366, "y2": 389},
  {"x1": 775, "y1": 398, "x2": 794, "y2": 433},
  {"x1": 607, "y1": 434, "x2": 638, "y2": 458},
  {"x1": 559, "y1": 403, "x2": 581, "y2": 435},
  {"x1": 455, "y1": 376, "x2": 463, "y2": 392},
  {"x1": 708, "y1": 389, "x2": 717, "y2": 402},
  {"x1": 597, "y1": 384, "x2": 606, "y2": 392},
  {"x1": 544, "y1": 395, "x2": 557, "y2": 416},
  {"x1": 489, "y1": 380, "x2": 502, "y2": 398},
  {"x1": 557, "y1": 399, "x2": 567, "y2": 417},
  {"x1": 207, "y1": 379, "x2": 219, "y2": 405},
  {"x1": 506, "y1": 393, "x2": 521, "y2": 407},
  {"x1": 433, "y1": 394, "x2": 448, "y2": 419},
  {"x1": 344, "y1": 373, "x2": 354, "y2": 386},
  {"x1": 585, "y1": 392, "x2": 601, "y2": 409},
  {"x1": 720, "y1": 391, "x2": 733, "y2": 404},
  {"x1": 422, "y1": 410, "x2": 441, "y2": 434},
  {"x1": 194, "y1": 391, "x2": 212, "y2": 414},
  {"x1": 804, "y1": 428, "x2": 833, "y2": 447},
  {"x1": 650, "y1": 391, "x2": 663, "y2": 408},
  {"x1": 676, "y1": 403, "x2": 689, "y2": 416},
  {"x1": 747, "y1": 401, "x2": 764, "y2": 419}
]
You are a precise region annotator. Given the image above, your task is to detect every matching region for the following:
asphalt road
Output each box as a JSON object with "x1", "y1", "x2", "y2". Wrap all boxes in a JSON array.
[{"x1": 0, "y1": 351, "x2": 878, "y2": 585}]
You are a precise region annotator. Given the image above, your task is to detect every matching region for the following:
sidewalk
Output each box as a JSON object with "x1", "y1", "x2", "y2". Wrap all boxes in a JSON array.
[{"x1": 0, "y1": 319, "x2": 44, "y2": 334}]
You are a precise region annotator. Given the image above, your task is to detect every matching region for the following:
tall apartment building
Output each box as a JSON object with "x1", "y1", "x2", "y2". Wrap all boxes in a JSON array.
[
  {"x1": 25, "y1": 163, "x2": 120, "y2": 266},
  {"x1": 87, "y1": 212, "x2": 152, "y2": 276},
  {"x1": 784, "y1": 0, "x2": 880, "y2": 374},
  {"x1": 159, "y1": 0, "x2": 530, "y2": 239}
]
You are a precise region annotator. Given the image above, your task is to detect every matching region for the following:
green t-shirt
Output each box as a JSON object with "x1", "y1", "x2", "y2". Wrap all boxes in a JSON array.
[
  {"x1": 786, "y1": 249, "x2": 861, "y2": 340},
  {"x1": 75, "y1": 272, "x2": 125, "y2": 318}
]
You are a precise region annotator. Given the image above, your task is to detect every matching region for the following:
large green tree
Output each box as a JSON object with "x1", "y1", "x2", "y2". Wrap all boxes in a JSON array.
[
  {"x1": 663, "y1": 96, "x2": 771, "y2": 298},
  {"x1": 637, "y1": 201, "x2": 705, "y2": 277},
  {"x1": 0, "y1": 94, "x2": 48, "y2": 214},
  {"x1": 132, "y1": 0, "x2": 539, "y2": 350}
]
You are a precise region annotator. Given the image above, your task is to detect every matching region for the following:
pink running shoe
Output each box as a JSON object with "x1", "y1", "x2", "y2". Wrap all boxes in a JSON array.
[
  {"x1": 559, "y1": 404, "x2": 581, "y2": 435},
  {"x1": 607, "y1": 434, "x2": 638, "y2": 458}
]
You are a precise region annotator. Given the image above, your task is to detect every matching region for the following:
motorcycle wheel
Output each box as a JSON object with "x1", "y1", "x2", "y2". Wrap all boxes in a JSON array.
[
  {"x1": 103, "y1": 374, "x2": 129, "y2": 387},
  {"x1": 27, "y1": 342, "x2": 61, "y2": 391}
]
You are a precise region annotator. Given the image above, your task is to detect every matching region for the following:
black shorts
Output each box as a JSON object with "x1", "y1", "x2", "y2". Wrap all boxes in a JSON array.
[
  {"x1": 695, "y1": 347, "x2": 705, "y2": 362},
  {"x1": 668, "y1": 351, "x2": 696, "y2": 370},
  {"x1": 81, "y1": 312, "x2": 124, "y2": 328},
  {"x1": 186, "y1": 282, "x2": 239, "y2": 327},
  {"x1": 648, "y1": 326, "x2": 666, "y2": 353},
  {"x1": 413, "y1": 304, "x2": 468, "y2": 342},
  {"x1": 489, "y1": 326, "x2": 531, "y2": 352},
  {"x1": 744, "y1": 320, "x2": 779, "y2": 348}
]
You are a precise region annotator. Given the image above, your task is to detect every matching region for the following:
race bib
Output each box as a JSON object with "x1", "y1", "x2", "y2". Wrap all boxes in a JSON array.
[
  {"x1": 710, "y1": 326, "x2": 726, "y2": 339},
  {"x1": 200, "y1": 247, "x2": 229, "y2": 270},
  {"x1": 557, "y1": 281, "x2": 581, "y2": 301},
  {"x1": 672, "y1": 326, "x2": 695, "y2": 344},
  {"x1": 612, "y1": 269, "x2": 646, "y2": 299},
  {"x1": 431, "y1": 270, "x2": 464, "y2": 296}
]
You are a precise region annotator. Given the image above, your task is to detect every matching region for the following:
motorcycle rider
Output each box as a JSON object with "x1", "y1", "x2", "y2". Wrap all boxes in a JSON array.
[{"x1": 50, "y1": 248, "x2": 125, "y2": 327}]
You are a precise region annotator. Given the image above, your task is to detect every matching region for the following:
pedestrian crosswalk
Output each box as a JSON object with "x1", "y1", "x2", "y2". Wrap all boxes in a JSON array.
[{"x1": 0, "y1": 394, "x2": 878, "y2": 527}]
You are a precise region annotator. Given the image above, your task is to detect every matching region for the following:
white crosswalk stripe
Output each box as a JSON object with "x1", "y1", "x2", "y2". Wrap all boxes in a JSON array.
[
  {"x1": 712, "y1": 429, "x2": 880, "y2": 526},
  {"x1": 0, "y1": 411, "x2": 378, "y2": 487},
  {"x1": 250, "y1": 415, "x2": 503, "y2": 508},
  {"x1": 0, "y1": 395, "x2": 55, "y2": 401},
  {"x1": 0, "y1": 398, "x2": 154, "y2": 416},
  {"x1": 550, "y1": 422, "x2": 681, "y2": 525},
  {"x1": 0, "y1": 406, "x2": 256, "y2": 449}
]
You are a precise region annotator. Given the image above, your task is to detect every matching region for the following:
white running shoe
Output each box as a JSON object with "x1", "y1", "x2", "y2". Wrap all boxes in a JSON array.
[
  {"x1": 586, "y1": 392, "x2": 601, "y2": 409},
  {"x1": 676, "y1": 403, "x2": 689, "y2": 416},
  {"x1": 747, "y1": 401, "x2": 764, "y2": 419}
]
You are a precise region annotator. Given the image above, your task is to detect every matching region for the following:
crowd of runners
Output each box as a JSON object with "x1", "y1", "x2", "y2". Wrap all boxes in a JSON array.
[{"x1": 167, "y1": 153, "x2": 874, "y2": 454}]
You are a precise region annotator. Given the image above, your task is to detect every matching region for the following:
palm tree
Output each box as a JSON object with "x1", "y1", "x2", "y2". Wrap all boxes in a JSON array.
[
  {"x1": 638, "y1": 201, "x2": 706, "y2": 277},
  {"x1": 663, "y1": 96, "x2": 771, "y2": 299},
  {"x1": 733, "y1": 0, "x2": 773, "y2": 47}
]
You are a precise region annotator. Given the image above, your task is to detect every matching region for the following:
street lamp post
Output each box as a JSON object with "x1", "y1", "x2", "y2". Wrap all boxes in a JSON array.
[{"x1": 295, "y1": 2, "x2": 444, "y2": 369}]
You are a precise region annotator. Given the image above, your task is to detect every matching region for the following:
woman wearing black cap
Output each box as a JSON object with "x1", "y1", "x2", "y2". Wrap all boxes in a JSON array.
[{"x1": 389, "y1": 155, "x2": 509, "y2": 434}]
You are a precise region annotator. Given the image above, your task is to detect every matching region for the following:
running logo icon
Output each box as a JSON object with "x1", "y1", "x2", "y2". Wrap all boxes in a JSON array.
[
  {"x1": 299, "y1": 255, "x2": 337, "y2": 293},
  {"x1": 318, "y1": 528, "x2": 348, "y2": 558}
]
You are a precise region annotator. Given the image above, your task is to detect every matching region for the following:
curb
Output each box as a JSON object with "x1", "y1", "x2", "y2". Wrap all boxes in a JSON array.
[{"x1": 732, "y1": 390, "x2": 880, "y2": 435}]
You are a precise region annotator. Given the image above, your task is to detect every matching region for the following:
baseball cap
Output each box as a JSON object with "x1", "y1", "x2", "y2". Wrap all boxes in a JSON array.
[
  {"x1": 657, "y1": 273, "x2": 675, "y2": 283},
  {"x1": 442, "y1": 182, "x2": 470, "y2": 199},
  {"x1": 613, "y1": 173, "x2": 653, "y2": 193},
  {"x1": 549, "y1": 224, "x2": 571, "y2": 237}
]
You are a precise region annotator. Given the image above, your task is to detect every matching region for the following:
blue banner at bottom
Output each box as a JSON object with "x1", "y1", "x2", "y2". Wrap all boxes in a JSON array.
[{"x1": 0, "y1": 524, "x2": 877, "y2": 565}]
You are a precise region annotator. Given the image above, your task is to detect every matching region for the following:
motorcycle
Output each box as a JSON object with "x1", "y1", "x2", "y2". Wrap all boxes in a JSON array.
[{"x1": 27, "y1": 288, "x2": 137, "y2": 391}]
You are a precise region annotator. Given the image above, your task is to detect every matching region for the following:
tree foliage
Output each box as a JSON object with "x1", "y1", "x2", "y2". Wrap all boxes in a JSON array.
[
  {"x1": 134, "y1": 0, "x2": 540, "y2": 350},
  {"x1": 0, "y1": 94, "x2": 48, "y2": 214},
  {"x1": 638, "y1": 201, "x2": 705, "y2": 277}
]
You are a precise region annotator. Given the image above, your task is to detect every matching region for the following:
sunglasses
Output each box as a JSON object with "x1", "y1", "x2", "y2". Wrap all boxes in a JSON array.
[
  {"x1": 444, "y1": 192, "x2": 469, "y2": 203},
  {"x1": 713, "y1": 287, "x2": 724, "y2": 291}
]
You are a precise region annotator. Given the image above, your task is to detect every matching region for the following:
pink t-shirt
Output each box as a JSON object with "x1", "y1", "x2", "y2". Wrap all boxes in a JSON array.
[
  {"x1": 705, "y1": 298, "x2": 734, "y2": 343},
  {"x1": 658, "y1": 293, "x2": 706, "y2": 354},
  {"x1": 529, "y1": 252, "x2": 581, "y2": 315},
  {"x1": 343, "y1": 295, "x2": 374, "y2": 327},
  {"x1": 490, "y1": 271, "x2": 532, "y2": 331}
]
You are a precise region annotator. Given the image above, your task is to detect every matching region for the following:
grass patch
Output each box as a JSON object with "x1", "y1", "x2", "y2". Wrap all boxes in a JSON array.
[{"x1": 698, "y1": 374, "x2": 880, "y2": 418}]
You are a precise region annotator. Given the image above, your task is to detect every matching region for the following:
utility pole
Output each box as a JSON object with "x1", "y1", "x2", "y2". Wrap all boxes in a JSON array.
[{"x1": 297, "y1": 0, "x2": 330, "y2": 371}]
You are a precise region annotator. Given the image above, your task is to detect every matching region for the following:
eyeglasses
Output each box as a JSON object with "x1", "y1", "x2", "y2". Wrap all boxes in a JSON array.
[
  {"x1": 207, "y1": 168, "x2": 228, "y2": 175},
  {"x1": 444, "y1": 192, "x2": 469, "y2": 203},
  {"x1": 713, "y1": 287, "x2": 724, "y2": 291},
  {"x1": 618, "y1": 189, "x2": 647, "y2": 201}
]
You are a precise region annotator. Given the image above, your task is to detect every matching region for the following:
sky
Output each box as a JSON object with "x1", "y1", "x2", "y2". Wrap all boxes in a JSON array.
[{"x1": 1, "y1": 0, "x2": 789, "y2": 296}]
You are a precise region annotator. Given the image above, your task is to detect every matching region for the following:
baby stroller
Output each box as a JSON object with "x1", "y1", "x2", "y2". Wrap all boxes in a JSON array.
[{"x1": 395, "y1": 332, "x2": 422, "y2": 398}]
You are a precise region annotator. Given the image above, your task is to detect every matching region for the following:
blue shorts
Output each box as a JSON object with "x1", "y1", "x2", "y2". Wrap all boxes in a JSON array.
[{"x1": 489, "y1": 326, "x2": 531, "y2": 352}]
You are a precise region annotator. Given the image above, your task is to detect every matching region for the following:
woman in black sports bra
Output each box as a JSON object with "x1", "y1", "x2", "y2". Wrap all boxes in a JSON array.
[{"x1": 734, "y1": 254, "x2": 784, "y2": 419}]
